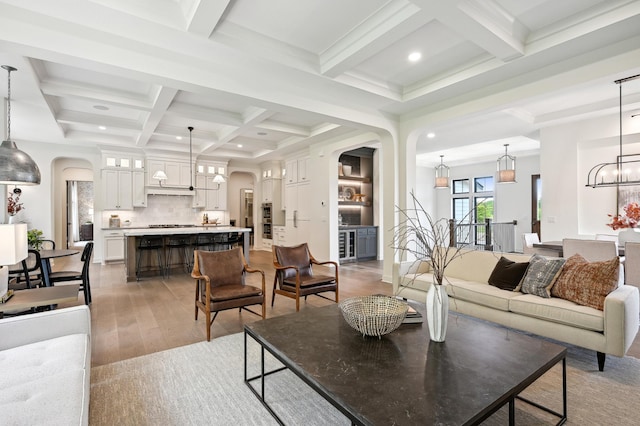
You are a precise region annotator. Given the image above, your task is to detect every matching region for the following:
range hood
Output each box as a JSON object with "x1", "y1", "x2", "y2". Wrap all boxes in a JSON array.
[{"x1": 146, "y1": 185, "x2": 195, "y2": 196}]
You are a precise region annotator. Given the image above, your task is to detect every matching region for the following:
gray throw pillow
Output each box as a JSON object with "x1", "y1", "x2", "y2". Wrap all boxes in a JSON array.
[{"x1": 516, "y1": 254, "x2": 566, "y2": 298}]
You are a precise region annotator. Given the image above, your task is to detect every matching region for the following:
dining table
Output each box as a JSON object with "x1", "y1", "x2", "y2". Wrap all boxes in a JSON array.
[
  {"x1": 39, "y1": 249, "x2": 80, "y2": 287},
  {"x1": 533, "y1": 240, "x2": 625, "y2": 257}
]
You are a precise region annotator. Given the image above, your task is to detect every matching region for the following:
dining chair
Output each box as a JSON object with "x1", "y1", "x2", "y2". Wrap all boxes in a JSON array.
[
  {"x1": 562, "y1": 238, "x2": 618, "y2": 262},
  {"x1": 40, "y1": 239, "x2": 56, "y2": 250},
  {"x1": 522, "y1": 233, "x2": 540, "y2": 254},
  {"x1": 191, "y1": 247, "x2": 265, "y2": 341},
  {"x1": 8, "y1": 249, "x2": 45, "y2": 290},
  {"x1": 272, "y1": 243, "x2": 339, "y2": 311},
  {"x1": 624, "y1": 242, "x2": 640, "y2": 288},
  {"x1": 521, "y1": 233, "x2": 559, "y2": 257},
  {"x1": 48, "y1": 242, "x2": 93, "y2": 305}
]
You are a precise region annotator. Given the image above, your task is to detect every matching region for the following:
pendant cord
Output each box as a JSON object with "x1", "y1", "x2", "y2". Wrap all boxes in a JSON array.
[{"x1": 5, "y1": 66, "x2": 12, "y2": 141}]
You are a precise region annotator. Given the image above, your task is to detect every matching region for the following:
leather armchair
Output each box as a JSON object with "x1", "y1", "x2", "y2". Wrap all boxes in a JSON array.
[
  {"x1": 191, "y1": 247, "x2": 265, "y2": 341},
  {"x1": 272, "y1": 243, "x2": 338, "y2": 311}
]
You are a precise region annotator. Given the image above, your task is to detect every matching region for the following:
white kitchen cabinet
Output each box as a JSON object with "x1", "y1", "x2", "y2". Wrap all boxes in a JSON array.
[
  {"x1": 272, "y1": 226, "x2": 286, "y2": 247},
  {"x1": 284, "y1": 157, "x2": 310, "y2": 185},
  {"x1": 132, "y1": 170, "x2": 146, "y2": 207},
  {"x1": 284, "y1": 159, "x2": 297, "y2": 185},
  {"x1": 103, "y1": 154, "x2": 131, "y2": 169},
  {"x1": 104, "y1": 230, "x2": 125, "y2": 262},
  {"x1": 206, "y1": 180, "x2": 227, "y2": 210},
  {"x1": 297, "y1": 157, "x2": 310, "y2": 183},
  {"x1": 262, "y1": 178, "x2": 283, "y2": 207},
  {"x1": 284, "y1": 182, "x2": 310, "y2": 245},
  {"x1": 102, "y1": 169, "x2": 133, "y2": 210},
  {"x1": 147, "y1": 159, "x2": 193, "y2": 187},
  {"x1": 192, "y1": 174, "x2": 207, "y2": 208}
]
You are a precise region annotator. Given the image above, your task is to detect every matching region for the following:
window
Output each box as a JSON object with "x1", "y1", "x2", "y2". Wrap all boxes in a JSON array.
[
  {"x1": 453, "y1": 179, "x2": 469, "y2": 194},
  {"x1": 453, "y1": 198, "x2": 470, "y2": 223},
  {"x1": 451, "y1": 176, "x2": 495, "y2": 248},
  {"x1": 474, "y1": 176, "x2": 494, "y2": 193}
]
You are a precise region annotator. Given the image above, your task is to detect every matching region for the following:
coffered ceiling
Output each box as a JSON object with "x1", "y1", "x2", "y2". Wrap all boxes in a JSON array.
[{"x1": 0, "y1": 0, "x2": 639, "y2": 166}]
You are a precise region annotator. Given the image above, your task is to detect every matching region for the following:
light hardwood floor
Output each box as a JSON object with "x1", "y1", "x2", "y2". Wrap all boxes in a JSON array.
[
  {"x1": 52, "y1": 247, "x2": 640, "y2": 367},
  {"x1": 54, "y1": 248, "x2": 391, "y2": 367}
]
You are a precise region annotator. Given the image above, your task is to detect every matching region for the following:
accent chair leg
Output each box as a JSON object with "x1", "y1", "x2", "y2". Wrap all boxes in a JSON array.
[
  {"x1": 206, "y1": 309, "x2": 211, "y2": 342},
  {"x1": 597, "y1": 352, "x2": 606, "y2": 371},
  {"x1": 271, "y1": 275, "x2": 278, "y2": 307}
]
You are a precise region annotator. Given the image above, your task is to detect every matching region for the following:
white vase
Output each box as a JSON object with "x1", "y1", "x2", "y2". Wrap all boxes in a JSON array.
[
  {"x1": 426, "y1": 283, "x2": 449, "y2": 342},
  {"x1": 8, "y1": 215, "x2": 15, "y2": 224}
]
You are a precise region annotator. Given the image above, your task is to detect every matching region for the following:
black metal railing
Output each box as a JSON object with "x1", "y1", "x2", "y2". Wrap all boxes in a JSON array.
[{"x1": 449, "y1": 218, "x2": 517, "y2": 252}]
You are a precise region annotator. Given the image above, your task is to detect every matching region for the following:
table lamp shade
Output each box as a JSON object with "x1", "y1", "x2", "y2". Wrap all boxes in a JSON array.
[
  {"x1": 0, "y1": 223, "x2": 28, "y2": 300},
  {"x1": 0, "y1": 223, "x2": 27, "y2": 265}
]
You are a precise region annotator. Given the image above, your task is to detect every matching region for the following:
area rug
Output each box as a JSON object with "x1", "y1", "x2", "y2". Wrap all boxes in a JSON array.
[{"x1": 90, "y1": 332, "x2": 640, "y2": 425}]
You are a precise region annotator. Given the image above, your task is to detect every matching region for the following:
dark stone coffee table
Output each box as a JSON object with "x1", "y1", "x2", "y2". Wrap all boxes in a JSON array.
[{"x1": 244, "y1": 303, "x2": 566, "y2": 425}]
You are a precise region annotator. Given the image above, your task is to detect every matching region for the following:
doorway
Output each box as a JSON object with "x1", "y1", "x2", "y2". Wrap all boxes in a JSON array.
[
  {"x1": 531, "y1": 174, "x2": 541, "y2": 237},
  {"x1": 66, "y1": 180, "x2": 94, "y2": 249}
]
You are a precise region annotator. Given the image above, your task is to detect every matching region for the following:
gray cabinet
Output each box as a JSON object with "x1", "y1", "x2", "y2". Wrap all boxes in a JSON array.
[{"x1": 357, "y1": 227, "x2": 377, "y2": 260}]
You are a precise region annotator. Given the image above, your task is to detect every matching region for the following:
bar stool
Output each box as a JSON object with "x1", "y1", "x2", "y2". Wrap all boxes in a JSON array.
[
  {"x1": 165, "y1": 235, "x2": 193, "y2": 277},
  {"x1": 227, "y1": 232, "x2": 242, "y2": 249},
  {"x1": 136, "y1": 236, "x2": 165, "y2": 281},
  {"x1": 213, "y1": 233, "x2": 230, "y2": 251},
  {"x1": 194, "y1": 233, "x2": 215, "y2": 252}
]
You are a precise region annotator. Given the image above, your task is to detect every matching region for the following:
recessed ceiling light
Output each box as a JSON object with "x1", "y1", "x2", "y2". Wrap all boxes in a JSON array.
[
  {"x1": 237, "y1": 144, "x2": 243, "y2": 148},
  {"x1": 427, "y1": 132, "x2": 435, "y2": 138},
  {"x1": 176, "y1": 136, "x2": 182, "y2": 140},
  {"x1": 98, "y1": 126, "x2": 107, "y2": 130},
  {"x1": 257, "y1": 132, "x2": 267, "y2": 136},
  {"x1": 93, "y1": 105, "x2": 109, "y2": 111},
  {"x1": 408, "y1": 51, "x2": 422, "y2": 62}
]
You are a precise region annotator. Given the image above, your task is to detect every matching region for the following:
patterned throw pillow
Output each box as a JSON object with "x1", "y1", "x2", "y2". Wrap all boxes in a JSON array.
[
  {"x1": 488, "y1": 256, "x2": 529, "y2": 291},
  {"x1": 516, "y1": 254, "x2": 566, "y2": 298},
  {"x1": 551, "y1": 254, "x2": 619, "y2": 310}
]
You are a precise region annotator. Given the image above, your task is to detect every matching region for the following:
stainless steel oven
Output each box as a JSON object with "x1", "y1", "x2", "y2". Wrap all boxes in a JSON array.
[{"x1": 262, "y1": 203, "x2": 272, "y2": 239}]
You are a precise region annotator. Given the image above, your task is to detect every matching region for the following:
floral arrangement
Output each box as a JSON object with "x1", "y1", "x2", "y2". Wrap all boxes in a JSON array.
[
  {"x1": 7, "y1": 188, "x2": 23, "y2": 216},
  {"x1": 607, "y1": 202, "x2": 640, "y2": 229}
]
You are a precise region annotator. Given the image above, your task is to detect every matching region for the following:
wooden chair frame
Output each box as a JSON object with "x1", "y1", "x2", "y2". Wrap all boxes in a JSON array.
[
  {"x1": 191, "y1": 248, "x2": 266, "y2": 341},
  {"x1": 272, "y1": 243, "x2": 339, "y2": 311}
]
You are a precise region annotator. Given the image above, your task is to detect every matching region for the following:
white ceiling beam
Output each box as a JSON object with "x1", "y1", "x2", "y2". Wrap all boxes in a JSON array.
[
  {"x1": 185, "y1": 0, "x2": 231, "y2": 38},
  {"x1": 167, "y1": 101, "x2": 243, "y2": 126},
  {"x1": 320, "y1": 0, "x2": 424, "y2": 78},
  {"x1": 56, "y1": 110, "x2": 141, "y2": 131},
  {"x1": 256, "y1": 120, "x2": 310, "y2": 137},
  {"x1": 413, "y1": 0, "x2": 525, "y2": 62},
  {"x1": 39, "y1": 80, "x2": 154, "y2": 111},
  {"x1": 136, "y1": 85, "x2": 178, "y2": 147}
]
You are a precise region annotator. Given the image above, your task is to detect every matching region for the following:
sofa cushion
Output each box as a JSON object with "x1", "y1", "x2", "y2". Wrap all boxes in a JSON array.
[
  {"x1": 509, "y1": 294, "x2": 604, "y2": 332},
  {"x1": 488, "y1": 256, "x2": 529, "y2": 290},
  {"x1": 0, "y1": 333, "x2": 89, "y2": 389},
  {"x1": 446, "y1": 279, "x2": 522, "y2": 311},
  {"x1": 551, "y1": 254, "x2": 619, "y2": 311},
  {"x1": 516, "y1": 254, "x2": 566, "y2": 298},
  {"x1": 0, "y1": 333, "x2": 89, "y2": 426}
]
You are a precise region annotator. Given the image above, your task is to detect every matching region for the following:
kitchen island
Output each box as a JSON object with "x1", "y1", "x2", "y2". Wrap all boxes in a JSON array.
[{"x1": 122, "y1": 226, "x2": 251, "y2": 281}]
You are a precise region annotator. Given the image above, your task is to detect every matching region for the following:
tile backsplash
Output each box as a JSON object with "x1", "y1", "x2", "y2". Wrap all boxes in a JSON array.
[{"x1": 101, "y1": 195, "x2": 228, "y2": 228}]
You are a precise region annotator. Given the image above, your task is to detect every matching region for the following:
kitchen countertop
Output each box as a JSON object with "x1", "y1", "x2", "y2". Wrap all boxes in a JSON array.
[
  {"x1": 122, "y1": 226, "x2": 251, "y2": 237},
  {"x1": 338, "y1": 225, "x2": 377, "y2": 230}
]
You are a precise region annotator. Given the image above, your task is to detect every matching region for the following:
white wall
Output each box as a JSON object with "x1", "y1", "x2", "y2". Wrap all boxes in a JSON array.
[
  {"x1": 428, "y1": 155, "x2": 539, "y2": 252},
  {"x1": 541, "y1": 112, "x2": 640, "y2": 241}
]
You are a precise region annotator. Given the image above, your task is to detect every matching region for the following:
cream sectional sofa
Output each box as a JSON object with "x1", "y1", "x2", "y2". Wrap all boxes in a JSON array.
[
  {"x1": 393, "y1": 249, "x2": 639, "y2": 371},
  {"x1": 0, "y1": 305, "x2": 91, "y2": 425}
]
